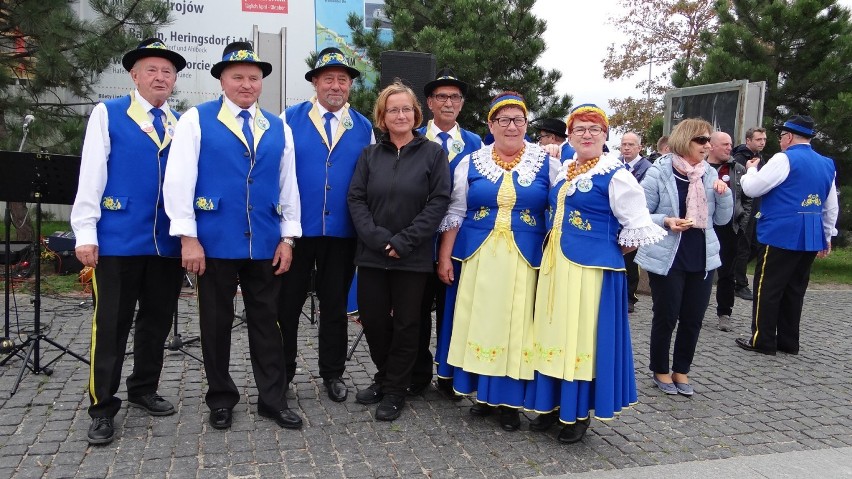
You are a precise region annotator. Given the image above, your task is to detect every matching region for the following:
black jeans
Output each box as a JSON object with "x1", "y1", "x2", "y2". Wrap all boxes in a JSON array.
[
  {"x1": 624, "y1": 249, "x2": 640, "y2": 304},
  {"x1": 648, "y1": 269, "x2": 715, "y2": 375},
  {"x1": 358, "y1": 267, "x2": 429, "y2": 396},
  {"x1": 714, "y1": 224, "x2": 739, "y2": 317}
]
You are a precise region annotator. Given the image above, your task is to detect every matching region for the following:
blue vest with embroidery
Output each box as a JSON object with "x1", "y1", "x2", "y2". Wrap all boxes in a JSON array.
[
  {"x1": 553, "y1": 168, "x2": 625, "y2": 270},
  {"x1": 194, "y1": 98, "x2": 285, "y2": 259},
  {"x1": 98, "y1": 95, "x2": 180, "y2": 257},
  {"x1": 285, "y1": 101, "x2": 373, "y2": 238},
  {"x1": 757, "y1": 144, "x2": 835, "y2": 251},
  {"x1": 452, "y1": 151, "x2": 550, "y2": 267}
]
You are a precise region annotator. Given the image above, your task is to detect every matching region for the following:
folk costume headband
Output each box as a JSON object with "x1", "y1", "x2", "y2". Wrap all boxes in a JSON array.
[
  {"x1": 488, "y1": 94, "x2": 527, "y2": 122},
  {"x1": 566, "y1": 103, "x2": 609, "y2": 129}
]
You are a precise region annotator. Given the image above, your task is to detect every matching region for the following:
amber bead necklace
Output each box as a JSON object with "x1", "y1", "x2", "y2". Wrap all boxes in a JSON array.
[
  {"x1": 565, "y1": 157, "x2": 600, "y2": 182},
  {"x1": 492, "y1": 145, "x2": 525, "y2": 171}
]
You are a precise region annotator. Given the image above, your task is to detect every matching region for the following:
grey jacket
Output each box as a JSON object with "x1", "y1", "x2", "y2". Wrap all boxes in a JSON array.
[{"x1": 635, "y1": 154, "x2": 733, "y2": 275}]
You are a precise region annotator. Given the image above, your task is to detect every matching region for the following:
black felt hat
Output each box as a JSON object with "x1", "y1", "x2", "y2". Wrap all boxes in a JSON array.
[
  {"x1": 531, "y1": 118, "x2": 568, "y2": 139},
  {"x1": 775, "y1": 114, "x2": 816, "y2": 138},
  {"x1": 304, "y1": 47, "x2": 360, "y2": 82},
  {"x1": 210, "y1": 41, "x2": 273, "y2": 79},
  {"x1": 121, "y1": 38, "x2": 186, "y2": 72},
  {"x1": 424, "y1": 68, "x2": 468, "y2": 97}
]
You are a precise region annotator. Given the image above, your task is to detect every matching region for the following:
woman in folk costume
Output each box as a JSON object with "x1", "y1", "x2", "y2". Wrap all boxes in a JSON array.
[
  {"x1": 524, "y1": 104, "x2": 665, "y2": 443},
  {"x1": 436, "y1": 92, "x2": 563, "y2": 431}
]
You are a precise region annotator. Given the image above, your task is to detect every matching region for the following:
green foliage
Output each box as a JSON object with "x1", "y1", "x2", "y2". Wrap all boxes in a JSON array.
[
  {"x1": 810, "y1": 246, "x2": 852, "y2": 284},
  {"x1": 695, "y1": 0, "x2": 852, "y2": 185},
  {"x1": 344, "y1": 0, "x2": 572, "y2": 136},
  {"x1": 0, "y1": 0, "x2": 172, "y2": 154}
]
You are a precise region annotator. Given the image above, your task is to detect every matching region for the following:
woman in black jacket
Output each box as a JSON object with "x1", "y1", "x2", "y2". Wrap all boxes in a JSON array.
[{"x1": 347, "y1": 81, "x2": 451, "y2": 421}]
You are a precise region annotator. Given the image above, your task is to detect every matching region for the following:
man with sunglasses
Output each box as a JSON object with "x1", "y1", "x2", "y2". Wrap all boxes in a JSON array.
[
  {"x1": 736, "y1": 115, "x2": 838, "y2": 356},
  {"x1": 531, "y1": 118, "x2": 575, "y2": 160},
  {"x1": 412, "y1": 68, "x2": 481, "y2": 399}
]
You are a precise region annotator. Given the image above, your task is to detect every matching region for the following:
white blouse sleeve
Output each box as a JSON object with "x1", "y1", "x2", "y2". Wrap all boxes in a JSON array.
[
  {"x1": 548, "y1": 154, "x2": 566, "y2": 186},
  {"x1": 609, "y1": 168, "x2": 666, "y2": 247},
  {"x1": 438, "y1": 154, "x2": 470, "y2": 232}
]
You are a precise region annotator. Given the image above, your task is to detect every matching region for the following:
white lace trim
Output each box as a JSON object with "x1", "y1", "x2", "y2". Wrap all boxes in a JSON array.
[
  {"x1": 471, "y1": 143, "x2": 546, "y2": 186},
  {"x1": 438, "y1": 213, "x2": 464, "y2": 233},
  {"x1": 558, "y1": 153, "x2": 624, "y2": 187},
  {"x1": 618, "y1": 223, "x2": 667, "y2": 247}
]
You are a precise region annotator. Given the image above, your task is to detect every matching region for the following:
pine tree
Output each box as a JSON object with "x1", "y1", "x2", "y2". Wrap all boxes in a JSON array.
[
  {"x1": 1, "y1": 0, "x2": 170, "y2": 240},
  {"x1": 345, "y1": 0, "x2": 572, "y2": 136},
  {"x1": 695, "y1": 0, "x2": 852, "y2": 183}
]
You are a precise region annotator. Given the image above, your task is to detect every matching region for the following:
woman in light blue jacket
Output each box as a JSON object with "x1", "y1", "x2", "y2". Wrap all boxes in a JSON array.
[{"x1": 635, "y1": 118, "x2": 732, "y2": 398}]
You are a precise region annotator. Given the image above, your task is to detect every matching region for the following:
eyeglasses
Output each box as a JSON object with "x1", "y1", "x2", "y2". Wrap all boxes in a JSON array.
[
  {"x1": 492, "y1": 117, "x2": 527, "y2": 127},
  {"x1": 570, "y1": 126, "x2": 605, "y2": 136},
  {"x1": 432, "y1": 93, "x2": 464, "y2": 103},
  {"x1": 537, "y1": 133, "x2": 556, "y2": 142},
  {"x1": 691, "y1": 136, "x2": 711, "y2": 145},
  {"x1": 386, "y1": 107, "x2": 414, "y2": 116},
  {"x1": 779, "y1": 131, "x2": 791, "y2": 140}
]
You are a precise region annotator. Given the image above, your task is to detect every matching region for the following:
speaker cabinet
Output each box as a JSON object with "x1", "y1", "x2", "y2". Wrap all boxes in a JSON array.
[{"x1": 380, "y1": 51, "x2": 436, "y2": 126}]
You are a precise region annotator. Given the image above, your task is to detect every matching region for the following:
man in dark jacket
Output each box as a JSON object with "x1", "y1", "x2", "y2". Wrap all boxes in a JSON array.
[
  {"x1": 707, "y1": 132, "x2": 751, "y2": 332},
  {"x1": 619, "y1": 132, "x2": 652, "y2": 312},
  {"x1": 731, "y1": 127, "x2": 767, "y2": 300}
]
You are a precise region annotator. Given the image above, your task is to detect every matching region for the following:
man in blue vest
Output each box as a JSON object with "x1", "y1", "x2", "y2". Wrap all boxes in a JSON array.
[
  {"x1": 163, "y1": 42, "x2": 303, "y2": 430},
  {"x1": 279, "y1": 47, "x2": 373, "y2": 404},
  {"x1": 71, "y1": 39, "x2": 187, "y2": 445},
  {"x1": 619, "y1": 131, "x2": 652, "y2": 313},
  {"x1": 735, "y1": 115, "x2": 838, "y2": 356},
  {"x1": 532, "y1": 117, "x2": 575, "y2": 160},
  {"x1": 410, "y1": 68, "x2": 481, "y2": 398}
]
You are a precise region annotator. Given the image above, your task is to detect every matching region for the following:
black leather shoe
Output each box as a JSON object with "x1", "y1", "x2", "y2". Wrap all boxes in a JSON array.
[
  {"x1": 355, "y1": 383, "x2": 384, "y2": 405},
  {"x1": 127, "y1": 392, "x2": 175, "y2": 416},
  {"x1": 258, "y1": 405, "x2": 303, "y2": 429},
  {"x1": 407, "y1": 380, "x2": 431, "y2": 396},
  {"x1": 375, "y1": 394, "x2": 405, "y2": 421},
  {"x1": 469, "y1": 402, "x2": 494, "y2": 417},
  {"x1": 209, "y1": 408, "x2": 233, "y2": 430},
  {"x1": 735, "y1": 287, "x2": 754, "y2": 301},
  {"x1": 87, "y1": 417, "x2": 115, "y2": 445},
  {"x1": 778, "y1": 347, "x2": 799, "y2": 355},
  {"x1": 735, "y1": 337, "x2": 776, "y2": 355},
  {"x1": 557, "y1": 418, "x2": 590, "y2": 444},
  {"x1": 498, "y1": 406, "x2": 520, "y2": 431},
  {"x1": 323, "y1": 377, "x2": 348, "y2": 402},
  {"x1": 529, "y1": 411, "x2": 560, "y2": 432},
  {"x1": 436, "y1": 378, "x2": 462, "y2": 401}
]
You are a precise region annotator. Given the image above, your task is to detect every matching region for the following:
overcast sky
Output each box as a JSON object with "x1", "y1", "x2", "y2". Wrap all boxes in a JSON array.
[{"x1": 531, "y1": 0, "x2": 852, "y2": 147}]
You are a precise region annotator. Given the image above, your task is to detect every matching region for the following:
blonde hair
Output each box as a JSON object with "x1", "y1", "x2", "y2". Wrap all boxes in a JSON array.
[
  {"x1": 373, "y1": 80, "x2": 423, "y2": 133},
  {"x1": 668, "y1": 118, "x2": 713, "y2": 157}
]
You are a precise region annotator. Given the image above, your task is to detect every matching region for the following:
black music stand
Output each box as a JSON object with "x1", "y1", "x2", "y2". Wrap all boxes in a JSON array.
[{"x1": 0, "y1": 151, "x2": 89, "y2": 396}]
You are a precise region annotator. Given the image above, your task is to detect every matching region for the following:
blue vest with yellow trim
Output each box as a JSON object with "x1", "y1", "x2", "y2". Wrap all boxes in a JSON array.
[
  {"x1": 757, "y1": 144, "x2": 835, "y2": 251},
  {"x1": 415, "y1": 125, "x2": 482, "y2": 180},
  {"x1": 98, "y1": 95, "x2": 180, "y2": 257},
  {"x1": 552, "y1": 168, "x2": 624, "y2": 270},
  {"x1": 285, "y1": 101, "x2": 372, "y2": 238},
  {"x1": 194, "y1": 98, "x2": 285, "y2": 259},
  {"x1": 452, "y1": 150, "x2": 550, "y2": 267}
]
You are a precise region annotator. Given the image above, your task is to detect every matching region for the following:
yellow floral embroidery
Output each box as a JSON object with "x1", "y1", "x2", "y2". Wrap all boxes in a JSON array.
[
  {"x1": 473, "y1": 206, "x2": 490, "y2": 221},
  {"x1": 534, "y1": 342, "x2": 563, "y2": 362},
  {"x1": 801, "y1": 194, "x2": 822, "y2": 207},
  {"x1": 228, "y1": 50, "x2": 260, "y2": 62},
  {"x1": 195, "y1": 197, "x2": 215, "y2": 210},
  {"x1": 519, "y1": 209, "x2": 536, "y2": 226},
  {"x1": 320, "y1": 52, "x2": 347, "y2": 65},
  {"x1": 574, "y1": 353, "x2": 593, "y2": 371},
  {"x1": 568, "y1": 210, "x2": 592, "y2": 231},
  {"x1": 521, "y1": 348, "x2": 533, "y2": 364},
  {"x1": 101, "y1": 197, "x2": 122, "y2": 210},
  {"x1": 468, "y1": 341, "x2": 505, "y2": 362}
]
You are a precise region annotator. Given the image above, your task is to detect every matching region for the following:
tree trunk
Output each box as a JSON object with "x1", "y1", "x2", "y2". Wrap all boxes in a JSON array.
[{"x1": 9, "y1": 202, "x2": 35, "y2": 242}]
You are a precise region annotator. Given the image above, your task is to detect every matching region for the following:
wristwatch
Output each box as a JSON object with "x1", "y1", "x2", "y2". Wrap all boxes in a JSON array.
[{"x1": 280, "y1": 237, "x2": 295, "y2": 248}]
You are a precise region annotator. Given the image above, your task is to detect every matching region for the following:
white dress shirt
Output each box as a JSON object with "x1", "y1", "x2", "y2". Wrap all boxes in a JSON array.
[
  {"x1": 163, "y1": 95, "x2": 301, "y2": 239},
  {"x1": 70, "y1": 90, "x2": 167, "y2": 248},
  {"x1": 741, "y1": 150, "x2": 838, "y2": 243}
]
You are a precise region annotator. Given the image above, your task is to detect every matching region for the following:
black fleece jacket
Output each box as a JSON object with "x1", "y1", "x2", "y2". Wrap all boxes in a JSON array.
[{"x1": 347, "y1": 132, "x2": 450, "y2": 272}]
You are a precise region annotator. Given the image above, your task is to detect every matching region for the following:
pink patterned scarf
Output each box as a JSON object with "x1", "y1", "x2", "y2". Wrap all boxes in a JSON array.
[{"x1": 671, "y1": 154, "x2": 708, "y2": 229}]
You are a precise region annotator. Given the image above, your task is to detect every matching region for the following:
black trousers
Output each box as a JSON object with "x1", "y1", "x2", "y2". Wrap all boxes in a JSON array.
[
  {"x1": 278, "y1": 237, "x2": 356, "y2": 383},
  {"x1": 198, "y1": 258, "x2": 287, "y2": 411},
  {"x1": 648, "y1": 269, "x2": 714, "y2": 375},
  {"x1": 358, "y1": 267, "x2": 429, "y2": 396},
  {"x1": 624, "y1": 249, "x2": 640, "y2": 304},
  {"x1": 748, "y1": 245, "x2": 816, "y2": 353},
  {"x1": 411, "y1": 265, "x2": 446, "y2": 388},
  {"x1": 714, "y1": 224, "x2": 739, "y2": 317},
  {"x1": 734, "y1": 217, "x2": 760, "y2": 290},
  {"x1": 88, "y1": 255, "x2": 183, "y2": 418}
]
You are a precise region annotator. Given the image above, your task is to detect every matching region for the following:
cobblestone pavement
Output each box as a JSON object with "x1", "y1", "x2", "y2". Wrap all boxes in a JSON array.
[{"x1": 0, "y1": 284, "x2": 850, "y2": 478}]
